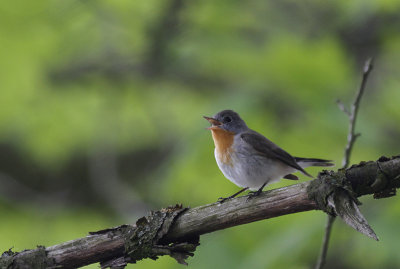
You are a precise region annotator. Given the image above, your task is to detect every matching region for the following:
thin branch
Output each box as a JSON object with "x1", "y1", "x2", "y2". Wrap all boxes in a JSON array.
[
  {"x1": 316, "y1": 58, "x2": 374, "y2": 269},
  {"x1": 342, "y1": 58, "x2": 374, "y2": 169},
  {"x1": 315, "y1": 215, "x2": 335, "y2": 269},
  {"x1": 1, "y1": 156, "x2": 399, "y2": 268}
]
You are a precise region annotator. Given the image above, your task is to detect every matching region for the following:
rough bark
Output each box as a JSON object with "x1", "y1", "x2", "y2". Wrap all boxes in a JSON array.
[{"x1": 1, "y1": 155, "x2": 399, "y2": 269}]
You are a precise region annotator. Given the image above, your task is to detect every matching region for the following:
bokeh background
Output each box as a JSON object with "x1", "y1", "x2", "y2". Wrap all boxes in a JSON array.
[{"x1": 1, "y1": 0, "x2": 400, "y2": 268}]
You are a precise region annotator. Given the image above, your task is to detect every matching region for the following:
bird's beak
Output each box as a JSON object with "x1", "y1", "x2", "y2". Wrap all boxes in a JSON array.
[{"x1": 203, "y1": 116, "x2": 222, "y2": 130}]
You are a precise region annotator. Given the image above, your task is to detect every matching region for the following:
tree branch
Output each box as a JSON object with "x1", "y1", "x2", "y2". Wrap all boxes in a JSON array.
[
  {"x1": 2, "y1": 155, "x2": 399, "y2": 268},
  {"x1": 341, "y1": 58, "x2": 374, "y2": 169},
  {"x1": 315, "y1": 214, "x2": 335, "y2": 269}
]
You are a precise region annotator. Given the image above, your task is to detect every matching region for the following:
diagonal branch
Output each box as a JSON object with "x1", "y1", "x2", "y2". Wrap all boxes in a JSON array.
[
  {"x1": 342, "y1": 58, "x2": 374, "y2": 169},
  {"x1": 1, "y1": 156, "x2": 399, "y2": 269}
]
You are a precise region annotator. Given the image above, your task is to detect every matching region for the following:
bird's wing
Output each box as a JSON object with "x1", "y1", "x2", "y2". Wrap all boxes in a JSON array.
[{"x1": 240, "y1": 131, "x2": 312, "y2": 177}]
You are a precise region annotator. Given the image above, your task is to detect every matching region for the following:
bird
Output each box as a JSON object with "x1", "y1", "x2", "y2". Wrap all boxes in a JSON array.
[{"x1": 204, "y1": 109, "x2": 334, "y2": 202}]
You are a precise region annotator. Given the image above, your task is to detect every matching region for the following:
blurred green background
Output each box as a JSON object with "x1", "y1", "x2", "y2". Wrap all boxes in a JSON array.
[{"x1": 1, "y1": 0, "x2": 400, "y2": 268}]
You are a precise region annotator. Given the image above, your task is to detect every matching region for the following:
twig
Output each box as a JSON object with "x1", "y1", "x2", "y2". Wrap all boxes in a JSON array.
[
  {"x1": 342, "y1": 58, "x2": 374, "y2": 168},
  {"x1": 315, "y1": 215, "x2": 335, "y2": 269},
  {"x1": 315, "y1": 58, "x2": 374, "y2": 269}
]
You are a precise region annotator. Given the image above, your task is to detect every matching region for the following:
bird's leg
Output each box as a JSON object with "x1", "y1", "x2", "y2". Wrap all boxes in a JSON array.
[
  {"x1": 218, "y1": 187, "x2": 249, "y2": 203},
  {"x1": 246, "y1": 183, "x2": 267, "y2": 201}
]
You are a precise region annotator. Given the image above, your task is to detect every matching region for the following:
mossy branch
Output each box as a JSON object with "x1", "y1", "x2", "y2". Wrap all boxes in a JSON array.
[{"x1": 1, "y1": 155, "x2": 399, "y2": 269}]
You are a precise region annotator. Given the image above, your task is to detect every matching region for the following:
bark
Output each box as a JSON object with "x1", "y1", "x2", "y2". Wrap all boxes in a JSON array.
[{"x1": 1, "y1": 155, "x2": 399, "y2": 269}]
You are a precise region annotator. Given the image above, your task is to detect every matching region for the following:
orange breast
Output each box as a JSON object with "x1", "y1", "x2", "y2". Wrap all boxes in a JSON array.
[{"x1": 210, "y1": 128, "x2": 235, "y2": 164}]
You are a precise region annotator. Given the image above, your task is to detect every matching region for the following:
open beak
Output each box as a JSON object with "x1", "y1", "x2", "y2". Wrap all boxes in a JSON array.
[{"x1": 203, "y1": 116, "x2": 222, "y2": 130}]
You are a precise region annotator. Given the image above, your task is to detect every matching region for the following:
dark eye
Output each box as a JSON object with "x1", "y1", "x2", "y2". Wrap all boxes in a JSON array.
[{"x1": 223, "y1": 116, "x2": 232, "y2": 123}]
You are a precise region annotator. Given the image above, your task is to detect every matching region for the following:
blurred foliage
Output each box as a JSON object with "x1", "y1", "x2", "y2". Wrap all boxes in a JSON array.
[{"x1": 1, "y1": 0, "x2": 400, "y2": 268}]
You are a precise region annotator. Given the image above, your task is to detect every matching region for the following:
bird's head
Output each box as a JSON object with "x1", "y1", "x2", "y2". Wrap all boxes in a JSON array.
[{"x1": 204, "y1": 109, "x2": 248, "y2": 134}]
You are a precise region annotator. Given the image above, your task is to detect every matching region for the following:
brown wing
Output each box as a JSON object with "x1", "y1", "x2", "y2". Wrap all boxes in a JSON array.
[{"x1": 240, "y1": 131, "x2": 312, "y2": 177}]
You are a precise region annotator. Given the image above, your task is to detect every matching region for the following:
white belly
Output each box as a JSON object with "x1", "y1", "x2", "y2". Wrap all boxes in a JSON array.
[{"x1": 215, "y1": 149, "x2": 295, "y2": 190}]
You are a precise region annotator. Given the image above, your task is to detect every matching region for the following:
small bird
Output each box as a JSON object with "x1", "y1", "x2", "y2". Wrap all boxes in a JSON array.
[{"x1": 204, "y1": 109, "x2": 334, "y2": 202}]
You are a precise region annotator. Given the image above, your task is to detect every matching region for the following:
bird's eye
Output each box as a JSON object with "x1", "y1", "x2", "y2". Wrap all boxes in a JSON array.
[{"x1": 223, "y1": 116, "x2": 232, "y2": 123}]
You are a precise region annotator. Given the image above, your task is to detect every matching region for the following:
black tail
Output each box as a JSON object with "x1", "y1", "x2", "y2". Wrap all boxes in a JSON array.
[{"x1": 294, "y1": 157, "x2": 334, "y2": 167}]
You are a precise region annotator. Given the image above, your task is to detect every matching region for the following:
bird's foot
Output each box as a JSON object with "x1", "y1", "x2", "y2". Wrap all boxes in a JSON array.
[
  {"x1": 246, "y1": 189, "x2": 263, "y2": 201},
  {"x1": 246, "y1": 183, "x2": 267, "y2": 202}
]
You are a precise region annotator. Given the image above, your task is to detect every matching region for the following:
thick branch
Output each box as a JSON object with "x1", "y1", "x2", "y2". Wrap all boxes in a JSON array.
[
  {"x1": 1, "y1": 156, "x2": 399, "y2": 268},
  {"x1": 164, "y1": 181, "x2": 315, "y2": 242}
]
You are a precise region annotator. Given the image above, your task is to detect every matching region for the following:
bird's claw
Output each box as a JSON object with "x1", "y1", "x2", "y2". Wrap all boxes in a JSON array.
[{"x1": 246, "y1": 190, "x2": 263, "y2": 202}]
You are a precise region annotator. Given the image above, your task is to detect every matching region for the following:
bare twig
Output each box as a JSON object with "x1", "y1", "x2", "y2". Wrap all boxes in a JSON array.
[
  {"x1": 315, "y1": 58, "x2": 374, "y2": 269},
  {"x1": 343, "y1": 58, "x2": 374, "y2": 168},
  {"x1": 315, "y1": 215, "x2": 335, "y2": 269}
]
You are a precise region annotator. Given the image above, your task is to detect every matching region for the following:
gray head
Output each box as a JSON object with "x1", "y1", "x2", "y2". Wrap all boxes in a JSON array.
[{"x1": 204, "y1": 109, "x2": 248, "y2": 134}]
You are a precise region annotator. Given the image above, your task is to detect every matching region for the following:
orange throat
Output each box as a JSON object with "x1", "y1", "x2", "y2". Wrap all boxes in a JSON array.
[{"x1": 210, "y1": 128, "x2": 235, "y2": 164}]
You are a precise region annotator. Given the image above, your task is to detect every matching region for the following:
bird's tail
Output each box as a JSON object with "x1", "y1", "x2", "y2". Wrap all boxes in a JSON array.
[{"x1": 294, "y1": 157, "x2": 334, "y2": 168}]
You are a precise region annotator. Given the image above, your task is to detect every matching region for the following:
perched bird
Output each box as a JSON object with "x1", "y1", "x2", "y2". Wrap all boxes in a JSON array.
[{"x1": 204, "y1": 109, "x2": 334, "y2": 202}]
